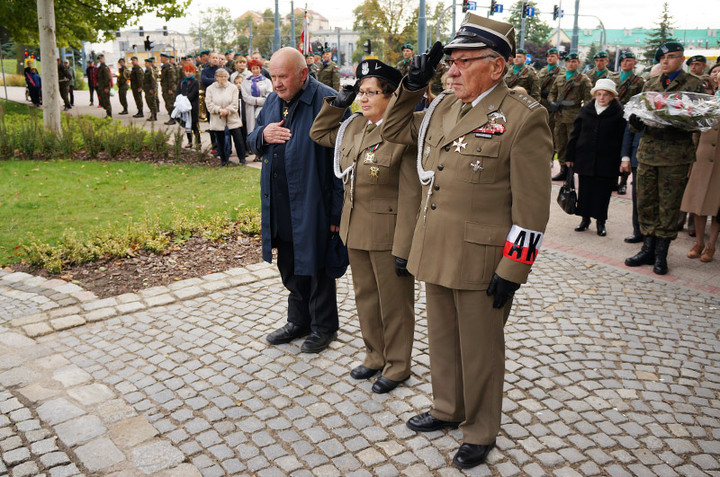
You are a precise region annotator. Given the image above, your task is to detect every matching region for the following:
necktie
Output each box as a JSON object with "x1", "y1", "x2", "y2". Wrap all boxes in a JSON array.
[
  {"x1": 365, "y1": 123, "x2": 377, "y2": 136},
  {"x1": 458, "y1": 102, "x2": 472, "y2": 120}
]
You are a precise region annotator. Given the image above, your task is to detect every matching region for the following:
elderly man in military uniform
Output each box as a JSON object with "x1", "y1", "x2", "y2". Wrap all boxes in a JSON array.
[
  {"x1": 130, "y1": 56, "x2": 144, "y2": 118},
  {"x1": 143, "y1": 57, "x2": 159, "y2": 121},
  {"x1": 612, "y1": 51, "x2": 645, "y2": 194},
  {"x1": 160, "y1": 53, "x2": 178, "y2": 124},
  {"x1": 116, "y1": 58, "x2": 130, "y2": 115},
  {"x1": 395, "y1": 43, "x2": 414, "y2": 76},
  {"x1": 504, "y1": 47, "x2": 540, "y2": 99},
  {"x1": 382, "y1": 14, "x2": 552, "y2": 469},
  {"x1": 316, "y1": 48, "x2": 340, "y2": 91},
  {"x1": 548, "y1": 51, "x2": 592, "y2": 181},
  {"x1": 586, "y1": 50, "x2": 611, "y2": 86},
  {"x1": 625, "y1": 42, "x2": 705, "y2": 275},
  {"x1": 686, "y1": 55, "x2": 713, "y2": 93},
  {"x1": 96, "y1": 54, "x2": 113, "y2": 118}
]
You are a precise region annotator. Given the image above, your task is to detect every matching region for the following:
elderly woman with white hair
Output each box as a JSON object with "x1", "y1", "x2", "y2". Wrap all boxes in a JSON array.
[
  {"x1": 205, "y1": 67, "x2": 246, "y2": 165},
  {"x1": 565, "y1": 77, "x2": 627, "y2": 236}
]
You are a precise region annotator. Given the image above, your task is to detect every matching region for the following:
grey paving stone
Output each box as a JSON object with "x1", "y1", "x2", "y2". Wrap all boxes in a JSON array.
[
  {"x1": 36, "y1": 398, "x2": 85, "y2": 425},
  {"x1": 132, "y1": 440, "x2": 185, "y2": 474},
  {"x1": 54, "y1": 415, "x2": 106, "y2": 447}
]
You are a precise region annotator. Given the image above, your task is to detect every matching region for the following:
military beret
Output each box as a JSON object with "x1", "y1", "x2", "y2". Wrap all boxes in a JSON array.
[
  {"x1": 225, "y1": 49, "x2": 234, "y2": 55},
  {"x1": 356, "y1": 59, "x2": 403, "y2": 89},
  {"x1": 180, "y1": 56, "x2": 187, "y2": 60},
  {"x1": 305, "y1": 53, "x2": 314, "y2": 58},
  {"x1": 199, "y1": 49, "x2": 211, "y2": 55},
  {"x1": 566, "y1": 52, "x2": 579, "y2": 60},
  {"x1": 593, "y1": 50, "x2": 608, "y2": 59},
  {"x1": 654, "y1": 41, "x2": 683, "y2": 63},
  {"x1": 97, "y1": 54, "x2": 104, "y2": 59},
  {"x1": 234, "y1": 52, "x2": 243, "y2": 57},
  {"x1": 144, "y1": 57, "x2": 153, "y2": 63},
  {"x1": 619, "y1": 51, "x2": 636, "y2": 60},
  {"x1": 322, "y1": 47, "x2": 332, "y2": 53},
  {"x1": 187, "y1": 54, "x2": 194, "y2": 59},
  {"x1": 444, "y1": 13, "x2": 515, "y2": 60},
  {"x1": 160, "y1": 52, "x2": 170, "y2": 58},
  {"x1": 516, "y1": 48, "x2": 527, "y2": 55},
  {"x1": 130, "y1": 56, "x2": 138, "y2": 60},
  {"x1": 401, "y1": 43, "x2": 414, "y2": 50},
  {"x1": 546, "y1": 48, "x2": 559, "y2": 55},
  {"x1": 686, "y1": 55, "x2": 707, "y2": 65},
  {"x1": 313, "y1": 51, "x2": 321, "y2": 56}
]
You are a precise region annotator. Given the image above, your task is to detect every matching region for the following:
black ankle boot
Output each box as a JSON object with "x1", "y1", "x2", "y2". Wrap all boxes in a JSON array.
[
  {"x1": 596, "y1": 220, "x2": 606, "y2": 236},
  {"x1": 552, "y1": 164, "x2": 568, "y2": 181},
  {"x1": 653, "y1": 238, "x2": 671, "y2": 275},
  {"x1": 574, "y1": 217, "x2": 590, "y2": 232},
  {"x1": 625, "y1": 235, "x2": 656, "y2": 267}
]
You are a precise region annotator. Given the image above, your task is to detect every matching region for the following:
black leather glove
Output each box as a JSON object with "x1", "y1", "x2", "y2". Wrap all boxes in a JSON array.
[
  {"x1": 628, "y1": 113, "x2": 645, "y2": 131},
  {"x1": 395, "y1": 257, "x2": 411, "y2": 277},
  {"x1": 486, "y1": 273, "x2": 520, "y2": 309},
  {"x1": 540, "y1": 90, "x2": 549, "y2": 99},
  {"x1": 333, "y1": 83, "x2": 357, "y2": 109},
  {"x1": 405, "y1": 41, "x2": 444, "y2": 91},
  {"x1": 547, "y1": 101, "x2": 560, "y2": 113}
]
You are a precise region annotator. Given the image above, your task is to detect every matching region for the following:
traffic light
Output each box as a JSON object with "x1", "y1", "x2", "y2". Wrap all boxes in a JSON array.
[
  {"x1": 491, "y1": 0, "x2": 497, "y2": 14},
  {"x1": 115, "y1": 30, "x2": 121, "y2": 38},
  {"x1": 521, "y1": 2, "x2": 529, "y2": 18},
  {"x1": 552, "y1": 4, "x2": 560, "y2": 20},
  {"x1": 163, "y1": 26, "x2": 168, "y2": 36},
  {"x1": 138, "y1": 26, "x2": 144, "y2": 37},
  {"x1": 462, "y1": 0, "x2": 469, "y2": 13},
  {"x1": 363, "y1": 39, "x2": 371, "y2": 55},
  {"x1": 144, "y1": 36, "x2": 154, "y2": 52},
  {"x1": 24, "y1": 50, "x2": 29, "y2": 58}
]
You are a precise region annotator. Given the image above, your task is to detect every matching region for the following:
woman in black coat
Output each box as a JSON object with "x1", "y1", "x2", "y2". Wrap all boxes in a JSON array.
[
  {"x1": 565, "y1": 78, "x2": 627, "y2": 236},
  {"x1": 176, "y1": 63, "x2": 200, "y2": 148}
]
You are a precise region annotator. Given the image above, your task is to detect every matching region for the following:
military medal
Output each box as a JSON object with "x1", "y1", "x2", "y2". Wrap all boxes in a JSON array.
[
  {"x1": 452, "y1": 136, "x2": 467, "y2": 152},
  {"x1": 364, "y1": 144, "x2": 379, "y2": 164},
  {"x1": 470, "y1": 160, "x2": 483, "y2": 173},
  {"x1": 369, "y1": 166, "x2": 379, "y2": 178}
]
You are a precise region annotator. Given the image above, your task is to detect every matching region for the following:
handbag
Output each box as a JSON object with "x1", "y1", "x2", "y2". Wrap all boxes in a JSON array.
[
  {"x1": 325, "y1": 232, "x2": 349, "y2": 279},
  {"x1": 556, "y1": 166, "x2": 577, "y2": 215}
]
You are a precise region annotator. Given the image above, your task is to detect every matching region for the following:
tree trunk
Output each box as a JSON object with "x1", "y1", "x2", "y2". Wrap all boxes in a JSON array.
[{"x1": 37, "y1": 0, "x2": 61, "y2": 134}]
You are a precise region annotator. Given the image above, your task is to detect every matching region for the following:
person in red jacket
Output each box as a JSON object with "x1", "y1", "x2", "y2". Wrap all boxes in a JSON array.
[{"x1": 86, "y1": 60, "x2": 99, "y2": 105}]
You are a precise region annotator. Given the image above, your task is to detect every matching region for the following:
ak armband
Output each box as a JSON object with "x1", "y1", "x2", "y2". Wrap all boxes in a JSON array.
[{"x1": 503, "y1": 225, "x2": 544, "y2": 265}]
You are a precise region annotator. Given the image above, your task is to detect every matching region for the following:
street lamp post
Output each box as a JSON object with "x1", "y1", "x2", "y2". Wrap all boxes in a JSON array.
[
  {"x1": 274, "y1": 0, "x2": 281, "y2": 53},
  {"x1": 418, "y1": 0, "x2": 427, "y2": 57}
]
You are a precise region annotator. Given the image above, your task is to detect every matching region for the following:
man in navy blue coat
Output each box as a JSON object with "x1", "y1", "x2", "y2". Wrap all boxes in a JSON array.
[{"x1": 247, "y1": 47, "x2": 348, "y2": 353}]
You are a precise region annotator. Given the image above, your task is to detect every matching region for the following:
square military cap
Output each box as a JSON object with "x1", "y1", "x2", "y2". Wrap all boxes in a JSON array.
[
  {"x1": 356, "y1": 59, "x2": 402, "y2": 88},
  {"x1": 444, "y1": 13, "x2": 515, "y2": 60}
]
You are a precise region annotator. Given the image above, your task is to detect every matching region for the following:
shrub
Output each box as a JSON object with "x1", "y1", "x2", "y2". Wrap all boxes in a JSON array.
[
  {"x1": 0, "y1": 74, "x2": 26, "y2": 87},
  {"x1": 78, "y1": 117, "x2": 101, "y2": 158}
]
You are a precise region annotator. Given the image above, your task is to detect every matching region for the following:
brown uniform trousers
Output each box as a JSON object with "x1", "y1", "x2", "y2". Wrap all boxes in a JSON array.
[
  {"x1": 310, "y1": 99, "x2": 421, "y2": 380},
  {"x1": 382, "y1": 83, "x2": 552, "y2": 444}
]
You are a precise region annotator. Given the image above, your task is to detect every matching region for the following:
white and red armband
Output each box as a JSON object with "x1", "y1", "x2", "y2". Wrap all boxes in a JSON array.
[{"x1": 502, "y1": 225, "x2": 543, "y2": 265}]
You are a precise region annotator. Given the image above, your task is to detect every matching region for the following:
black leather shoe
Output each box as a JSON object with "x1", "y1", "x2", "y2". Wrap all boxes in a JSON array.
[
  {"x1": 300, "y1": 331, "x2": 337, "y2": 353},
  {"x1": 350, "y1": 365, "x2": 380, "y2": 380},
  {"x1": 574, "y1": 217, "x2": 590, "y2": 232},
  {"x1": 624, "y1": 234, "x2": 643, "y2": 243},
  {"x1": 452, "y1": 442, "x2": 496, "y2": 469},
  {"x1": 596, "y1": 221, "x2": 607, "y2": 236},
  {"x1": 266, "y1": 323, "x2": 309, "y2": 345},
  {"x1": 119, "y1": 110, "x2": 128, "y2": 115},
  {"x1": 133, "y1": 112, "x2": 144, "y2": 118},
  {"x1": 406, "y1": 411, "x2": 461, "y2": 432},
  {"x1": 164, "y1": 118, "x2": 176, "y2": 125},
  {"x1": 371, "y1": 376, "x2": 407, "y2": 394}
]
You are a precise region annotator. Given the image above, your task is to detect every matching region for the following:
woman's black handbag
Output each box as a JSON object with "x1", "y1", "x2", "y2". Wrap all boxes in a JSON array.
[{"x1": 556, "y1": 167, "x2": 577, "y2": 215}]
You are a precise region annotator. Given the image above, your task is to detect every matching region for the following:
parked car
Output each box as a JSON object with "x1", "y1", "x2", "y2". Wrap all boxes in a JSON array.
[{"x1": 340, "y1": 66, "x2": 356, "y2": 80}]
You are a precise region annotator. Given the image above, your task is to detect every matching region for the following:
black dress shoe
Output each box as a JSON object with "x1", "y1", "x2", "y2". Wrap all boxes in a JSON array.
[
  {"x1": 452, "y1": 442, "x2": 496, "y2": 469},
  {"x1": 406, "y1": 411, "x2": 461, "y2": 432},
  {"x1": 596, "y1": 221, "x2": 607, "y2": 236},
  {"x1": 574, "y1": 217, "x2": 590, "y2": 232},
  {"x1": 300, "y1": 331, "x2": 337, "y2": 353},
  {"x1": 266, "y1": 322, "x2": 310, "y2": 345},
  {"x1": 133, "y1": 112, "x2": 144, "y2": 118},
  {"x1": 350, "y1": 365, "x2": 380, "y2": 380},
  {"x1": 624, "y1": 234, "x2": 643, "y2": 243},
  {"x1": 371, "y1": 376, "x2": 407, "y2": 394},
  {"x1": 164, "y1": 118, "x2": 176, "y2": 125},
  {"x1": 119, "y1": 110, "x2": 128, "y2": 115}
]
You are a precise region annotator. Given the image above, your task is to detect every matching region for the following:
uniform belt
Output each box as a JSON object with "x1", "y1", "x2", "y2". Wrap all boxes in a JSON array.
[
  {"x1": 647, "y1": 127, "x2": 691, "y2": 141},
  {"x1": 560, "y1": 100, "x2": 576, "y2": 107}
]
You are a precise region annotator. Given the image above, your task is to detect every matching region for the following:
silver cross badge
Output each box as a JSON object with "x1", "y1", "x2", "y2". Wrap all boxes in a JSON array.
[
  {"x1": 470, "y1": 160, "x2": 483, "y2": 172},
  {"x1": 452, "y1": 136, "x2": 467, "y2": 152}
]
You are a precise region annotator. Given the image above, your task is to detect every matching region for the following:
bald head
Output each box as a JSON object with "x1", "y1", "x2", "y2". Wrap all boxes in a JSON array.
[{"x1": 270, "y1": 47, "x2": 309, "y2": 101}]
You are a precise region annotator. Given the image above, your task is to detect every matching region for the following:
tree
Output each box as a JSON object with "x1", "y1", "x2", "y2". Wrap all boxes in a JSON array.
[
  {"x1": 0, "y1": 0, "x2": 189, "y2": 47},
  {"x1": 190, "y1": 7, "x2": 237, "y2": 52},
  {"x1": 507, "y1": 1, "x2": 552, "y2": 49},
  {"x1": 642, "y1": 2, "x2": 677, "y2": 65},
  {"x1": 352, "y1": 0, "x2": 416, "y2": 65},
  {"x1": 404, "y1": 2, "x2": 451, "y2": 53}
]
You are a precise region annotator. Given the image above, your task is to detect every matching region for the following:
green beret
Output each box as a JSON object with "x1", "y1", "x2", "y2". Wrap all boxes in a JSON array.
[
  {"x1": 686, "y1": 55, "x2": 707, "y2": 65},
  {"x1": 160, "y1": 53, "x2": 170, "y2": 58},
  {"x1": 313, "y1": 51, "x2": 321, "y2": 56},
  {"x1": 401, "y1": 43, "x2": 414, "y2": 50},
  {"x1": 187, "y1": 54, "x2": 194, "y2": 58},
  {"x1": 199, "y1": 49, "x2": 211, "y2": 55},
  {"x1": 516, "y1": 48, "x2": 527, "y2": 55},
  {"x1": 130, "y1": 56, "x2": 138, "y2": 60},
  {"x1": 655, "y1": 41, "x2": 683, "y2": 63},
  {"x1": 234, "y1": 52, "x2": 242, "y2": 57},
  {"x1": 322, "y1": 47, "x2": 332, "y2": 53},
  {"x1": 546, "y1": 48, "x2": 559, "y2": 55},
  {"x1": 566, "y1": 52, "x2": 579, "y2": 60},
  {"x1": 144, "y1": 57, "x2": 153, "y2": 63},
  {"x1": 97, "y1": 54, "x2": 104, "y2": 59},
  {"x1": 305, "y1": 53, "x2": 314, "y2": 58},
  {"x1": 593, "y1": 50, "x2": 608, "y2": 59},
  {"x1": 225, "y1": 49, "x2": 234, "y2": 55},
  {"x1": 619, "y1": 51, "x2": 636, "y2": 60}
]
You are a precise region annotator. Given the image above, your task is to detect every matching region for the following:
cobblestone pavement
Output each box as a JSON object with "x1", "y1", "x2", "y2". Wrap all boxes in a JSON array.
[{"x1": 1, "y1": 247, "x2": 719, "y2": 476}]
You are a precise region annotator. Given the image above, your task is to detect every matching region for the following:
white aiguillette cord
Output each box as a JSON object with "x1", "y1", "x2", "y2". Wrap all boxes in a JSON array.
[
  {"x1": 416, "y1": 92, "x2": 447, "y2": 222},
  {"x1": 333, "y1": 112, "x2": 362, "y2": 203}
]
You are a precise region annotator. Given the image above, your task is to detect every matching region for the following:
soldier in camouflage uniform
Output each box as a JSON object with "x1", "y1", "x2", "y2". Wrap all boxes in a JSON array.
[
  {"x1": 625, "y1": 42, "x2": 705, "y2": 275},
  {"x1": 160, "y1": 53, "x2": 178, "y2": 124},
  {"x1": 316, "y1": 47, "x2": 340, "y2": 91},
  {"x1": 96, "y1": 54, "x2": 113, "y2": 118},
  {"x1": 130, "y1": 56, "x2": 144, "y2": 117},
  {"x1": 224, "y1": 49, "x2": 235, "y2": 72},
  {"x1": 537, "y1": 47, "x2": 564, "y2": 154},
  {"x1": 585, "y1": 50, "x2": 611, "y2": 87},
  {"x1": 429, "y1": 60, "x2": 449, "y2": 97},
  {"x1": 312, "y1": 52, "x2": 322, "y2": 75},
  {"x1": 143, "y1": 57, "x2": 158, "y2": 121},
  {"x1": 686, "y1": 55, "x2": 713, "y2": 94},
  {"x1": 504, "y1": 48, "x2": 540, "y2": 100},
  {"x1": 116, "y1": 58, "x2": 130, "y2": 115},
  {"x1": 548, "y1": 52, "x2": 591, "y2": 180},
  {"x1": 395, "y1": 43, "x2": 414, "y2": 77},
  {"x1": 57, "y1": 58, "x2": 72, "y2": 110},
  {"x1": 612, "y1": 51, "x2": 645, "y2": 194}
]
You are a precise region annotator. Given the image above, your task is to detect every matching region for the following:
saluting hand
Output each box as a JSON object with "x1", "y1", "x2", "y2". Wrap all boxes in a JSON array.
[
  {"x1": 263, "y1": 120, "x2": 292, "y2": 144},
  {"x1": 406, "y1": 41, "x2": 444, "y2": 91}
]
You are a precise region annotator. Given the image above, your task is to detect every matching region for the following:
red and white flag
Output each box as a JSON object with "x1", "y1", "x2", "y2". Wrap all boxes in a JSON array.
[{"x1": 298, "y1": 9, "x2": 310, "y2": 54}]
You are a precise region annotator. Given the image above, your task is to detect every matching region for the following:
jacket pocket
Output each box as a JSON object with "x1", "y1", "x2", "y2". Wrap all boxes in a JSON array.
[
  {"x1": 460, "y1": 222, "x2": 507, "y2": 284},
  {"x1": 456, "y1": 140, "x2": 501, "y2": 184}
]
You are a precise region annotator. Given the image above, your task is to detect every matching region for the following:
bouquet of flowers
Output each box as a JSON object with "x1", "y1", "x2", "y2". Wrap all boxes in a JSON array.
[{"x1": 624, "y1": 92, "x2": 720, "y2": 132}]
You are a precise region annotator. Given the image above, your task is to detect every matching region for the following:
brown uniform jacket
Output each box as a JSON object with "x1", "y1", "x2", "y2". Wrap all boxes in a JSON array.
[
  {"x1": 382, "y1": 83, "x2": 552, "y2": 289},
  {"x1": 310, "y1": 99, "x2": 420, "y2": 258}
]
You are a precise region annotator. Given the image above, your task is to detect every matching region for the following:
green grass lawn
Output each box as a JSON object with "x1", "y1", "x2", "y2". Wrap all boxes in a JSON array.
[{"x1": 0, "y1": 159, "x2": 260, "y2": 265}]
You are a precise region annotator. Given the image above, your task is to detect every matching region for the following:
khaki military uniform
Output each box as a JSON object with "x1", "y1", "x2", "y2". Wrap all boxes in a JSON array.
[
  {"x1": 635, "y1": 70, "x2": 704, "y2": 239},
  {"x1": 143, "y1": 66, "x2": 158, "y2": 115},
  {"x1": 382, "y1": 82, "x2": 552, "y2": 445},
  {"x1": 117, "y1": 65, "x2": 130, "y2": 112},
  {"x1": 317, "y1": 61, "x2": 340, "y2": 91},
  {"x1": 504, "y1": 65, "x2": 540, "y2": 100},
  {"x1": 161, "y1": 62, "x2": 177, "y2": 116},
  {"x1": 548, "y1": 71, "x2": 592, "y2": 164},
  {"x1": 310, "y1": 99, "x2": 421, "y2": 381},
  {"x1": 130, "y1": 65, "x2": 144, "y2": 112},
  {"x1": 612, "y1": 70, "x2": 645, "y2": 105},
  {"x1": 537, "y1": 65, "x2": 564, "y2": 151},
  {"x1": 585, "y1": 67, "x2": 611, "y2": 87},
  {"x1": 97, "y1": 62, "x2": 112, "y2": 116}
]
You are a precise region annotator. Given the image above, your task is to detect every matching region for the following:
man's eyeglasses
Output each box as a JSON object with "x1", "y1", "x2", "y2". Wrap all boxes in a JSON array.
[
  {"x1": 446, "y1": 54, "x2": 497, "y2": 69},
  {"x1": 662, "y1": 54, "x2": 683, "y2": 61},
  {"x1": 357, "y1": 90, "x2": 384, "y2": 98}
]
